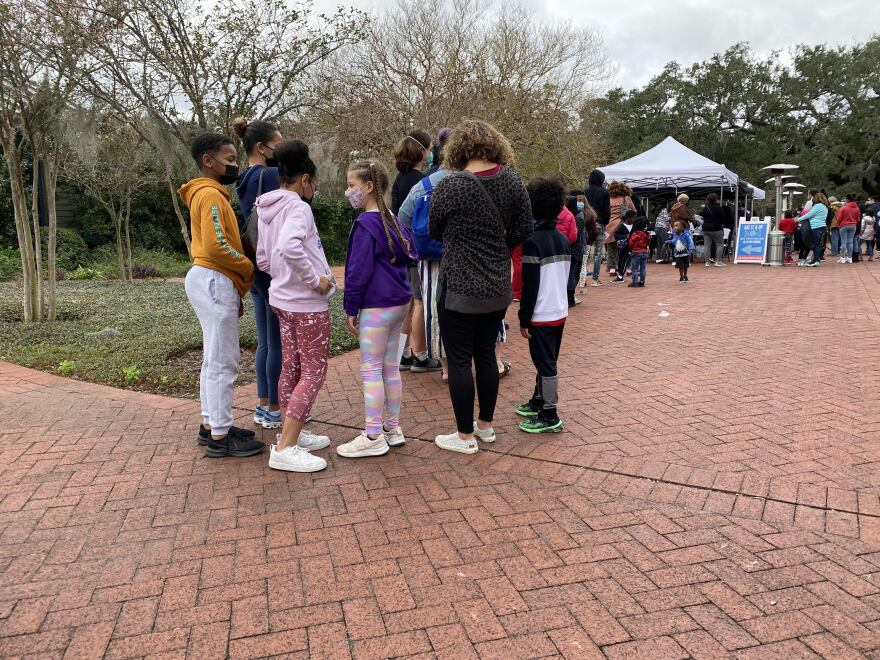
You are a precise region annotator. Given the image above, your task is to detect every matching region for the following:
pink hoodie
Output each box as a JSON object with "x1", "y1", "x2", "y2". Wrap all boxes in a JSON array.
[{"x1": 255, "y1": 189, "x2": 336, "y2": 313}]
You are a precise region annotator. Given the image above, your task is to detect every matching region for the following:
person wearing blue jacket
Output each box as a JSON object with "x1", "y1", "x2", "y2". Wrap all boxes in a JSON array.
[
  {"x1": 667, "y1": 219, "x2": 695, "y2": 283},
  {"x1": 800, "y1": 193, "x2": 829, "y2": 267}
]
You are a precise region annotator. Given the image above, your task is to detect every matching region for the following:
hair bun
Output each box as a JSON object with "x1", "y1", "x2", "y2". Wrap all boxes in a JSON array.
[{"x1": 231, "y1": 117, "x2": 248, "y2": 138}]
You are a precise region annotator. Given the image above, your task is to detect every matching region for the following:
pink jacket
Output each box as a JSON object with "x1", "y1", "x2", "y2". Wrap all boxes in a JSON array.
[
  {"x1": 255, "y1": 189, "x2": 336, "y2": 313},
  {"x1": 556, "y1": 207, "x2": 578, "y2": 244}
]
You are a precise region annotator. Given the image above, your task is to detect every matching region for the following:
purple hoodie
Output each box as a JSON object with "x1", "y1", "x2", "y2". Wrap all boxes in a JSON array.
[
  {"x1": 255, "y1": 189, "x2": 336, "y2": 313},
  {"x1": 343, "y1": 211, "x2": 417, "y2": 317}
]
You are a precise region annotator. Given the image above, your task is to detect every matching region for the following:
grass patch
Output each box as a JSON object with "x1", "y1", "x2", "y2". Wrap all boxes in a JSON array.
[{"x1": 0, "y1": 280, "x2": 358, "y2": 397}]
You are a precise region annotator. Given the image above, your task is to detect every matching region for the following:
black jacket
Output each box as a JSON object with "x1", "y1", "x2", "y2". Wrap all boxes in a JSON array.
[
  {"x1": 391, "y1": 169, "x2": 424, "y2": 215},
  {"x1": 585, "y1": 170, "x2": 611, "y2": 227},
  {"x1": 700, "y1": 202, "x2": 725, "y2": 232}
]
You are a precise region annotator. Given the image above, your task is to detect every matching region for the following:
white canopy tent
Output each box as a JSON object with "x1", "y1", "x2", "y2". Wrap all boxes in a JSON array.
[{"x1": 599, "y1": 136, "x2": 739, "y2": 192}]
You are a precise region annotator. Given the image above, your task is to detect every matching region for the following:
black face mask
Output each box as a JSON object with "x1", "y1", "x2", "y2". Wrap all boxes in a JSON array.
[
  {"x1": 213, "y1": 161, "x2": 239, "y2": 185},
  {"x1": 265, "y1": 157, "x2": 278, "y2": 168}
]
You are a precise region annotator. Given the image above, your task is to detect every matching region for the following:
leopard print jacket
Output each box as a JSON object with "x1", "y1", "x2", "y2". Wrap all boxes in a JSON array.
[{"x1": 428, "y1": 166, "x2": 533, "y2": 314}]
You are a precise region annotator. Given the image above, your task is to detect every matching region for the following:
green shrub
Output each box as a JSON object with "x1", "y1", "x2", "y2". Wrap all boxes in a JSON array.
[
  {"x1": 86, "y1": 245, "x2": 190, "y2": 279},
  {"x1": 123, "y1": 364, "x2": 141, "y2": 385},
  {"x1": 0, "y1": 246, "x2": 20, "y2": 281},
  {"x1": 42, "y1": 227, "x2": 89, "y2": 271},
  {"x1": 312, "y1": 196, "x2": 355, "y2": 264},
  {"x1": 58, "y1": 359, "x2": 75, "y2": 375},
  {"x1": 67, "y1": 266, "x2": 107, "y2": 280}
]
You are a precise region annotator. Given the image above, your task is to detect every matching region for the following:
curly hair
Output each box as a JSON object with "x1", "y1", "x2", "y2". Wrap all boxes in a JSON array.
[
  {"x1": 608, "y1": 181, "x2": 632, "y2": 198},
  {"x1": 443, "y1": 120, "x2": 515, "y2": 171},
  {"x1": 527, "y1": 176, "x2": 566, "y2": 222},
  {"x1": 348, "y1": 160, "x2": 412, "y2": 262},
  {"x1": 393, "y1": 129, "x2": 431, "y2": 172}
]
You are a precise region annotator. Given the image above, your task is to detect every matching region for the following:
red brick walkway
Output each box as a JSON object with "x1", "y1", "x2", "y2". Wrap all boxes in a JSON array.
[{"x1": 3, "y1": 262, "x2": 880, "y2": 658}]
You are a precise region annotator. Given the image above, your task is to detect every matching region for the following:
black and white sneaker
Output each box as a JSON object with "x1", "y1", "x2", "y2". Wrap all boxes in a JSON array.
[
  {"x1": 410, "y1": 357, "x2": 442, "y2": 373},
  {"x1": 399, "y1": 354, "x2": 414, "y2": 371},
  {"x1": 204, "y1": 427, "x2": 265, "y2": 458},
  {"x1": 197, "y1": 425, "x2": 210, "y2": 446}
]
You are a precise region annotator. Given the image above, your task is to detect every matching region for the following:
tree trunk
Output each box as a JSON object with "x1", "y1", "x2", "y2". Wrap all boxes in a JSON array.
[
  {"x1": 165, "y1": 165, "x2": 191, "y2": 255},
  {"x1": 30, "y1": 156, "x2": 44, "y2": 321},
  {"x1": 124, "y1": 194, "x2": 133, "y2": 281},
  {"x1": 46, "y1": 148, "x2": 60, "y2": 321},
  {"x1": 114, "y1": 213, "x2": 127, "y2": 281},
  {"x1": 3, "y1": 135, "x2": 38, "y2": 322}
]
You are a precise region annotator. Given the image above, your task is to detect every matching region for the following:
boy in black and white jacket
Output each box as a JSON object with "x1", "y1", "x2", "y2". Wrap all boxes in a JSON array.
[{"x1": 516, "y1": 177, "x2": 571, "y2": 434}]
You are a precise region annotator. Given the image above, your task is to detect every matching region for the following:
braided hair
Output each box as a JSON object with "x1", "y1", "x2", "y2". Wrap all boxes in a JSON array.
[{"x1": 348, "y1": 160, "x2": 413, "y2": 263}]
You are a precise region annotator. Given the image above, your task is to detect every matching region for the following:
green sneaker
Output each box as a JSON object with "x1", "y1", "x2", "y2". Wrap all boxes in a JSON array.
[
  {"x1": 515, "y1": 403, "x2": 540, "y2": 418},
  {"x1": 518, "y1": 418, "x2": 563, "y2": 434}
]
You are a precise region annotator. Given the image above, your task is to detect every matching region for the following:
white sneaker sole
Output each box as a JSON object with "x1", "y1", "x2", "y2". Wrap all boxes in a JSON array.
[
  {"x1": 268, "y1": 457, "x2": 327, "y2": 472},
  {"x1": 262, "y1": 419, "x2": 282, "y2": 429},
  {"x1": 386, "y1": 436, "x2": 406, "y2": 447},
  {"x1": 434, "y1": 437, "x2": 479, "y2": 454},
  {"x1": 298, "y1": 438, "x2": 330, "y2": 451},
  {"x1": 336, "y1": 444, "x2": 389, "y2": 458},
  {"x1": 475, "y1": 433, "x2": 496, "y2": 443}
]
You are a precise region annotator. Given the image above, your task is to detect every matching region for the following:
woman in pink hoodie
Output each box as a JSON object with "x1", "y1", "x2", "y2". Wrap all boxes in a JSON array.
[{"x1": 256, "y1": 140, "x2": 335, "y2": 473}]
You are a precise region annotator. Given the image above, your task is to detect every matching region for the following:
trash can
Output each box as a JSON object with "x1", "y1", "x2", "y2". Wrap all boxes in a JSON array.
[{"x1": 766, "y1": 230, "x2": 784, "y2": 266}]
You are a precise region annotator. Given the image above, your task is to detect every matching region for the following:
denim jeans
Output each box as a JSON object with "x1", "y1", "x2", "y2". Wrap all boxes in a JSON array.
[
  {"x1": 810, "y1": 227, "x2": 826, "y2": 264},
  {"x1": 591, "y1": 238, "x2": 604, "y2": 281},
  {"x1": 251, "y1": 271, "x2": 281, "y2": 405},
  {"x1": 839, "y1": 225, "x2": 857, "y2": 259},
  {"x1": 861, "y1": 238, "x2": 875, "y2": 257},
  {"x1": 630, "y1": 253, "x2": 647, "y2": 283},
  {"x1": 830, "y1": 227, "x2": 840, "y2": 255}
]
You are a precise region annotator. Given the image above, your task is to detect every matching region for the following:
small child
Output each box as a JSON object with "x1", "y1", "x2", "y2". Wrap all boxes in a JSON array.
[
  {"x1": 667, "y1": 219, "x2": 695, "y2": 283},
  {"x1": 515, "y1": 177, "x2": 571, "y2": 434},
  {"x1": 627, "y1": 217, "x2": 650, "y2": 287},
  {"x1": 860, "y1": 212, "x2": 875, "y2": 261},
  {"x1": 338, "y1": 160, "x2": 418, "y2": 459},
  {"x1": 779, "y1": 210, "x2": 797, "y2": 263},
  {"x1": 612, "y1": 209, "x2": 637, "y2": 283}
]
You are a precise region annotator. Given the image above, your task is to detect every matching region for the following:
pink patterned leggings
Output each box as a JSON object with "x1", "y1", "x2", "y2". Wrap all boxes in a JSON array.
[
  {"x1": 273, "y1": 308, "x2": 330, "y2": 423},
  {"x1": 359, "y1": 305, "x2": 409, "y2": 434}
]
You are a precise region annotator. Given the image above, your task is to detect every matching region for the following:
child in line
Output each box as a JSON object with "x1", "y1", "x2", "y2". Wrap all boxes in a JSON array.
[
  {"x1": 179, "y1": 133, "x2": 262, "y2": 458},
  {"x1": 339, "y1": 160, "x2": 418, "y2": 459},
  {"x1": 515, "y1": 177, "x2": 571, "y2": 434},
  {"x1": 779, "y1": 210, "x2": 797, "y2": 263},
  {"x1": 627, "y1": 217, "x2": 650, "y2": 287},
  {"x1": 667, "y1": 219, "x2": 695, "y2": 283},
  {"x1": 860, "y1": 210, "x2": 875, "y2": 261},
  {"x1": 612, "y1": 209, "x2": 637, "y2": 283},
  {"x1": 255, "y1": 139, "x2": 333, "y2": 473}
]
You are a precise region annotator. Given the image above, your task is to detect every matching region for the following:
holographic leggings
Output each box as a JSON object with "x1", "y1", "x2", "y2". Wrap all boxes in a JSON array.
[{"x1": 359, "y1": 305, "x2": 409, "y2": 434}]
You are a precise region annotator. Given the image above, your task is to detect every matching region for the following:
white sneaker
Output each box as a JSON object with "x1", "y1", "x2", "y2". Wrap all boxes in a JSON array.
[
  {"x1": 655, "y1": 259, "x2": 664, "y2": 264},
  {"x1": 435, "y1": 431, "x2": 479, "y2": 454},
  {"x1": 336, "y1": 432, "x2": 389, "y2": 458},
  {"x1": 838, "y1": 257, "x2": 846, "y2": 263},
  {"x1": 268, "y1": 444, "x2": 327, "y2": 472},
  {"x1": 846, "y1": 257, "x2": 853, "y2": 264},
  {"x1": 473, "y1": 422, "x2": 496, "y2": 443},
  {"x1": 297, "y1": 429, "x2": 330, "y2": 451},
  {"x1": 714, "y1": 262, "x2": 726, "y2": 267},
  {"x1": 704, "y1": 262, "x2": 711, "y2": 267},
  {"x1": 384, "y1": 426, "x2": 406, "y2": 447}
]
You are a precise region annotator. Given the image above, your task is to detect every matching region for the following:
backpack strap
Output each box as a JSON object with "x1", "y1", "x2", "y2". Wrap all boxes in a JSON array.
[
  {"x1": 256, "y1": 166, "x2": 266, "y2": 197},
  {"x1": 459, "y1": 170, "x2": 504, "y2": 234},
  {"x1": 421, "y1": 175, "x2": 433, "y2": 195}
]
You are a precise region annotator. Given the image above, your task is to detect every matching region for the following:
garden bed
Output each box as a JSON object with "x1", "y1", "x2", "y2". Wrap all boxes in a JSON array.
[{"x1": 0, "y1": 280, "x2": 358, "y2": 397}]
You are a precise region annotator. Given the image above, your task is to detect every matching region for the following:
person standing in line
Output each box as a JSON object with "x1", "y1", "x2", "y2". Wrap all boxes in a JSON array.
[
  {"x1": 837, "y1": 194, "x2": 861, "y2": 264},
  {"x1": 654, "y1": 202, "x2": 672, "y2": 263},
  {"x1": 779, "y1": 210, "x2": 797, "y2": 263},
  {"x1": 428, "y1": 120, "x2": 533, "y2": 454},
  {"x1": 585, "y1": 169, "x2": 610, "y2": 286},
  {"x1": 565, "y1": 194, "x2": 585, "y2": 306},
  {"x1": 515, "y1": 177, "x2": 570, "y2": 434},
  {"x1": 861, "y1": 203, "x2": 876, "y2": 262},
  {"x1": 255, "y1": 140, "x2": 333, "y2": 473},
  {"x1": 612, "y1": 209, "x2": 636, "y2": 283},
  {"x1": 179, "y1": 133, "x2": 263, "y2": 457},
  {"x1": 828, "y1": 196, "x2": 841, "y2": 257},
  {"x1": 426, "y1": 127, "x2": 450, "y2": 176},
  {"x1": 578, "y1": 196, "x2": 599, "y2": 291},
  {"x1": 667, "y1": 219, "x2": 695, "y2": 283},
  {"x1": 391, "y1": 129, "x2": 437, "y2": 373},
  {"x1": 234, "y1": 117, "x2": 284, "y2": 431},
  {"x1": 338, "y1": 160, "x2": 417, "y2": 459},
  {"x1": 606, "y1": 181, "x2": 637, "y2": 278},
  {"x1": 801, "y1": 193, "x2": 829, "y2": 267},
  {"x1": 700, "y1": 193, "x2": 726, "y2": 267},
  {"x1": 671, "y1": 194, "x2": 692, "y2": 234},
  {"x1": 627, "y1": 217, "x2": 650, "y2": 287}
]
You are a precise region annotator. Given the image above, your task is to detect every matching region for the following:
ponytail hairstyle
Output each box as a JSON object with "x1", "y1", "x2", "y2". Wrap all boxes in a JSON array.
[
  {"x1": 393, "y1": 129, "x2": 431, "y2": 173},
  {"x1": 231, "y1": 117, "x2": 279, "y2": 155},
  {"x1": 274, "y1": 139, "x2": 317, "y2": 184},
  {"x1": 348, "y1": 160, "x2": 413, "y2": 262}
]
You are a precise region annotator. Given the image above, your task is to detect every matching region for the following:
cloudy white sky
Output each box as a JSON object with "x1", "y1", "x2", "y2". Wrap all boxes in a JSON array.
[{"x1": 316, "y1": 0, "x2": 880, "y2": 89}]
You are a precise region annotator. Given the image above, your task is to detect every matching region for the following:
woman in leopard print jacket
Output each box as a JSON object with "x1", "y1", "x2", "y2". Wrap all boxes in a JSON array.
[{"x1": 428, "y1": 120, "x2": 533, "y2": 455}]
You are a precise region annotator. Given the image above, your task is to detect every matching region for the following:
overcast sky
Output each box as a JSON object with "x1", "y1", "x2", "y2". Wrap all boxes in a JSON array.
[{"x1": 317, "y1": 0, "x2": 880, "y2": 89}]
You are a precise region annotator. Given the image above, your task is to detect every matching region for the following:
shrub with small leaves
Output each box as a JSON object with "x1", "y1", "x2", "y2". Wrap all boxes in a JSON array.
[
  {"x1": 123, "y1": 364, "x2": 141, "y2": 384},
  {"x1": 67, "y1": 267, "x2": 107, "y2": 281},
  {"x1": 58, "y1": 359, "x2": 75, "y2": 376},
  {"x1": 131, "y1": 263, "x2": 162, "y2": 279}
]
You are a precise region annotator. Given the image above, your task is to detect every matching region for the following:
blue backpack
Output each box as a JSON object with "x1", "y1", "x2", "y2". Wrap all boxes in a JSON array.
[{"x1": 411, "y1": 176, "x2": 443, "y2": 260}]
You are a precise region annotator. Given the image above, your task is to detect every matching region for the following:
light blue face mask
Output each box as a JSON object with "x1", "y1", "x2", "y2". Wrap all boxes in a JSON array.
[
  {"x1": 426, "y1": 151, "x2": 434, "y2": 169},
  {"x1": 576, "y1": 201, "x2": 585, "y2": 211}
]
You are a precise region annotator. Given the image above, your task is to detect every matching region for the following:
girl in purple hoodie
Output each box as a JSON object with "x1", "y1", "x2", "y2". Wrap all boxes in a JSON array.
[
  {"x1": 338, "y1": 160, "x2": 418, "y2": 459},
  {"x1": 255, "y1": 140, "x2": 335, "y2": 474}
]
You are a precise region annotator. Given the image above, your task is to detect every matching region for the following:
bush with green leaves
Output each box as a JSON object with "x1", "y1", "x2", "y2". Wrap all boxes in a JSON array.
[
  {"x1": 0, "y1": 246, "x2": 20, "y2": 281},
  {"x1": 42, "y1": 227, "x2": 89, "y2": 272},
  {"x1": 58, "y1": 359, "x2": 75, "y2": 375},
  {"x1": 312, "y1": 196, "x2": 356, "y2": 264},
  {"x1": 67, "y1": 266, "x2": 107, "y2": 280}
]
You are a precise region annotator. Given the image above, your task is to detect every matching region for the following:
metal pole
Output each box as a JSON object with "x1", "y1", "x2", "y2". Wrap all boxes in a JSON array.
[{"x1": 774, "y1": 175, "x2": 783, "y2": 230}]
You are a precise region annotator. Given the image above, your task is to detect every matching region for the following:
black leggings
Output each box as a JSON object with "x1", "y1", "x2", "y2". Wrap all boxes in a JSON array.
[{"x1": 438, "y1": 287, "x2": 507, "y2": 434}]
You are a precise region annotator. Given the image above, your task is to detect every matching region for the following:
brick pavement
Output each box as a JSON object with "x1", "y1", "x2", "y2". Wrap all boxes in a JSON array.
[{"x1": 3, "y1": 261, "x2": 880, "y2": 658}]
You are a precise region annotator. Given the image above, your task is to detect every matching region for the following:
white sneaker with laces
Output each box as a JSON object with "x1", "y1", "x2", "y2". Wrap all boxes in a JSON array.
[
  {"x1": 435, "y1": 432, "x2": 479, "y2": 454},
  {"x1": 714, "y1": 261, "x2": 726, "y2": 267},
  {"x1": 269, "y1": 444, "x2": 327, "y2": 472},
  {"x1": 336, "y1": 432, "x2": 389, "y2": 458},
  {"x1": 297, "y1": 429, "x2": 330, "y2": 451},
  {"x1": 473, "y1": 423, "x2": 496, "y2": 443},
  {"x1": 838, "y1": 257, "x2": 846, "y2": 263},
  {"x1": 384, "y1": 426, "x2": 406, "y2": 447},
  {"x1": 846, "y1": 257, "x2": 853, "y2": 264}
]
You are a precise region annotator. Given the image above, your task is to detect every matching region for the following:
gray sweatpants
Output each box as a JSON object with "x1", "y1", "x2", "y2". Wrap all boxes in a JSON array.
[
  {"x1": 703, "y1": 230, "x2": 724, "y2": 263},
  {"x1": 185, "y1": 265, "x2": 241, "y2": 436}
]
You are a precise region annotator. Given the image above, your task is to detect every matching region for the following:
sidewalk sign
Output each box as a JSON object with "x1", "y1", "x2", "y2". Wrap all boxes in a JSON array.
[{"x1": 734, "y1": 219, "x2": 770, "y2": 264}]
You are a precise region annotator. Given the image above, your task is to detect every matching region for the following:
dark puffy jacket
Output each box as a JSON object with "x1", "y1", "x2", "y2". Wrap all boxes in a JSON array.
[
  {"x1": 585, "y1": 170, "x2": 611, "y2": 226},
  {"x1": 700, "y1": 202, "x2": 725, "y2": 232}
]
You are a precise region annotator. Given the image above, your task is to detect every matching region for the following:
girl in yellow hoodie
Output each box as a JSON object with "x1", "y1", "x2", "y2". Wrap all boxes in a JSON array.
[{"x1": 179, "y1": 132, "x2": 262, "y2": 458}]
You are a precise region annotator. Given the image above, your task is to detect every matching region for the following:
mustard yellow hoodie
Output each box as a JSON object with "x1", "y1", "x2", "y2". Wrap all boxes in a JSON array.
[{"x1": 179, "y1": 178, "x2": 254, "y2": 296}]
